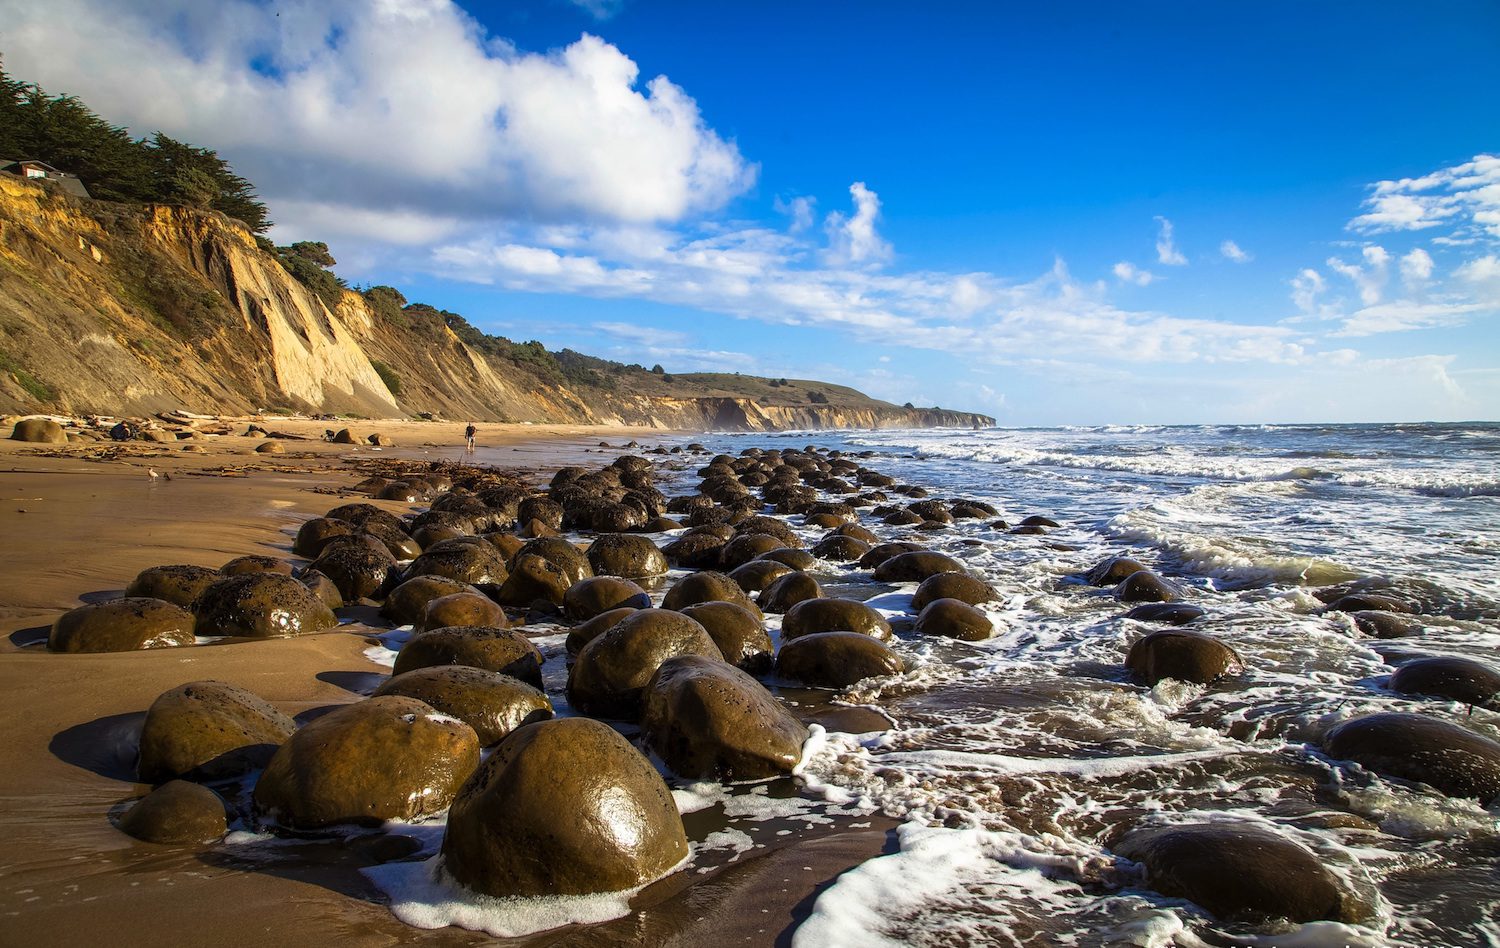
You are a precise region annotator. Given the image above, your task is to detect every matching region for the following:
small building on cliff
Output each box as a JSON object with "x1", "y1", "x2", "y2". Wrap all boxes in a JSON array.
[{"x1": 0, "y1": 160, "x2": 90, "y2": 199}]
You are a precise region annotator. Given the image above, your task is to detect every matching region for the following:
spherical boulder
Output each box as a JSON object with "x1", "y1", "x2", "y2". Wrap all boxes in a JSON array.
[
  {"x1": 857, "y1": 541, "x2": 925, "y2": 569},
  {"x1": 1086, "y1": 556, "x2": 1149, "y2": 587},
  {"x1": 758, "y1": 548, "x2": 818, "y2": 571},
  {"x1": 911, "y1": 573, "x2": 996, "y2": 611},
  {"x1": 564, "y1": 576, "x2": 651, "y2": 622},
  {"x1": 118, "y1": 780, "x2": 228, "y2": 844},
  {"x1": 661, "y1": 570, "x2": 761, "y2": 616},
  {"x1": 727, "y1": 559, "x2": 794, "y2": 594},
  {"x1": 48, "y1": 598, "x2": 196, "y2": 653},
  {"x1": 587, "y1": 534, "x2": 668, "y2": 578},
  {"x1": 873, "y1": 550, "x2": 966, "y2": 583},
  {"x1": 440, "y1": 717, "x2": 688, "y2": 897},
  {"x1": 1389, "y1": 656, "x2": 1500, "y2": 709},
  {"x1": 495, "y1": 553, "x2": 571, "y2": 607},
  {"x1": 220, "y1": 555, "x2": 293, "y2": 577},
  {"x1": 513, "y1": 537, "x2": 593, "y2": 586},
  {"x1": 1325, "y1": 593, "x2": 1413, "y2": 614},
  {"x1": 719, "y1": 533, "x2": 786, "y2": 570},
  {"x1": 403, "y1": 540, "x2": 508, "y2": 588},
  {"x1": 757, "y1": 571, "x2": 824, "y2": 614},
  {"x1": 1322, "y1": 712, "x2": 1500, "y2": 803},
  {"x1": 373, "y1": 666, "x2": 553, "y2": 746},
  {"x1": 393, "y1": 626, "x2": 544, "y2": 688},
  {"x1": 418, "y1": 591, "x2": 507, "y2": 633},
  {"x1": 781, "y1": 598, "x2": 892, "y2": 642},
  {"x1": 914, "y1": 598, "x2": 994, "y2": 641},
  {"x1": 138, "y1": 680, "x2": 296, "y2": 783},
  {"x1": 568, "y1": 609, "x2": 723, "y2": 719},
  {"x1": 1350, "y1": 610, "x2": 1422, "y2": 638},
  {"x1": 776, "y1": 631, "x2": 904, "y2": 688},
  {"x1": 299, "y1": 569, "x2": 344, "y2": 610},
  {"x1": 678, "y1": 601, "x2": 772, "y2": 674},
  {"x1": 124, "y1": 565, "x2": 220, "y2": 608},
  {"x1": 662, "y1": 531, "x2": 728, "y2": 568},
  {"x1": 564, "y1": 607, "x2": 639, "y2": 657},
  {"x1": 192, "y1": 573, "x2": 337, "y2": 638},
  {"x1": 1116, "y1": 570, "x2": 1182, "y2": 603},
  {"x1": 811, "y1": 534, "x2": 871, "y2": 563},
  {"x1": 308, "y1": 539, "x2": 397, "y2": 601},
  {"x1": 1126, "y1": 630, "x2": 1243, "y2": 685},
  {"x1": 254, "y1": 696, "x2": 479, "y2": 828},
  {"x1": 10, "y1": 417, "x2": 66, "y2": 443},
  {"x1": 380, "y1": 575, "x2": 476, "y2": 625},
  {"x1": 642, "y1": 656, "x2": 809, "y2": 781},
  {"x1": 1114, "y1": 822, "x2": 1366, "y2": 923}
]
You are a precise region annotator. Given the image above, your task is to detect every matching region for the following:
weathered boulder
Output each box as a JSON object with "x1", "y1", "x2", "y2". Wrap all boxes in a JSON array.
[
  {"x1": 776, "y1": 631, "x2": 904, "y2": 688},
  {"x1": 48, "y1": 598, "x2": 196, "y2": 653},
  {"x1": 719, "y1": 533, "x2": 786, "y2": 570},
  {"x1": 292, "y1": 517, "x2": 356, "y2": 557},
  {"x1": 1388, "y1": 656, "x2": 1500, "y2": 708},
  {"x1": 1086, "y1": 556, "x2": 1149, "y2": 587},
  {"x1": 678, "y1": 601, "x2": 772, "y2": 674},
  {"x1": 642, "y1": 656, "x2": 809, "y2": 781},
  {"x1": 587, "y1": 534, "x2": 669, "y2": 578},
  {"x1": 124, "y1": 564, "x2": 220, "y2": 608},
  {"x1": 568, "y1": 609, "x2": 723, "y2": 719},
  {"x1": 441, "y1": 717, "x2": 688, "y2": 897},
  {"x1": 495, "y1": 553, "x2": 571, "y2": 607},
  {"x1": 118, "y1": 780, "x2": 228, "y2": 844},
  {"x1": 857, "y1": 541, "x2": 926, "y2": 569},
  {"x1": 308, "y1": 539, "x2": 397, "y2": 601},
  {"x1": 10, "y1": 417, "x2": 66, "y2": 443},
  {"x1": 513, "y1": 537, "x2": 593, "y2": 586},
  {"x1": 662, "y1": 570, "x2": 762, "y2": 616},
  {"x1": 1350, "y1": 610, "x2": 1422, "y2": 638},
  {"x1": 299, "y1": 569, "x2": 344, "y2": 610},
  {"x1": 1116, "y1": 570, "x2": 1182, "y2": 603},
  {"x1": 911, "y1": 573, "x2": 996, "y2": 611},
  {"x1": 1115, "y1": 822, "x2": 1366, "y2": 923},
  {"x1": 419, "y1": 591, "x2": 506, "y2": 633},
  {"x1": 254, "y1": 696, "x2": 479, "y2": 828},
  {"x1": 914, "y1": 598, "x2": 994, "y2": 641},
  {"x1": 564, "y1": 576, "x2": 652, "y2": 622},
  {"x1": 138, "y1": 680, "x2": 296, "y2": 783},
  {"x1": 781, "y1": 598, "x2": 892, "y2": 641},
  {"x1": 255, "y1": 441, "x2": 285, "y2": 454},
  {"x1": 192, "y1": 573, "x2": 338, "y2": 638},
  {"x1": 325, "y1": 502, "x2": 407, "y2": 536},
  {"x1": 1322, "y1": 712, "x2": 1500, "y2": 803},
  {"x1": 810, "y1": 534, "x2": 871, "y2": 563},
  {"x1": 1325, "y1": 593, "x2": 1414, "y2": 614},
  {"x1": 373, "y1": 666, "x2": 553, "y2": 746},
  {"x1": 727, "y1": 559, "x2": 794, "y2": 593},
  {"x1": 757, "y1": 571, "x2": 824, "y2": 614},
  {"x1": 759, "y1": 548, "x2": 818, "y2": 571},
  {"x1": 403, "y1": 540, "x2": 508, "y2": 588},
  {"x1": 873, "y1": 550, "x2": 966, "y2": 583},
  {"x1": 380, "y1": 575, "x2": 476, "y2": 625},
  {"x1": 1126, "y1": 630, "x2": 1243, "y2": 685},
  {"x1": 393, "y1": 626, "x2": 544, "y2": 687}
]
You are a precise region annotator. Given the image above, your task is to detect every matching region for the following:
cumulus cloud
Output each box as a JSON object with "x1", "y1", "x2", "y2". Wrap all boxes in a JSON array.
[
  {"x1": 1112, "y1": 262, "x2": 1155, "y2": 286},
  {"x1": 1399, "y1": 247, "x2": 1434, "y2": 286},
  {"x1": 773, "y1": 195, "x2": 817, "y2": 233},
  {"x1": 1326, "y1": 245, "x2": 1390, "y2": 306},
  {"x1": 0, "y1": 0, "x2": 755, "y2": 238},
  {"x1": 824, "y1": 182, "x2": 892, "y2": 266},
  {"x1": 1290, "y1": 268, "x2": 1327, "y2": 315},
  {"x1": 1154, "y1": 216, "x2": 1187, "y2": 265},
  {"x1": 1220, "y1": 240, "x2": 1251, "y2": 263},
  {"x1": 1350, "y1": 153, "x2": 1500, "y2": 239}
]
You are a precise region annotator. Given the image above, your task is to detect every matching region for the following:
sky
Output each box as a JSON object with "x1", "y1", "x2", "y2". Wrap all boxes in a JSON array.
[{"x1": 2, "y1": 0, "x2": 1498, "y2": 424}]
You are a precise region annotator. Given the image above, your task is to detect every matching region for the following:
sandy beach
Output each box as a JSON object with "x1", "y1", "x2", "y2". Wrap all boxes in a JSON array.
[{"x1": 0, "y1": 418, "x2": 895, "y2": 947}]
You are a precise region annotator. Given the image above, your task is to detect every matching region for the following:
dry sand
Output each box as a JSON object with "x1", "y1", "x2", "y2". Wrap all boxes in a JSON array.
[{"x1": 0, "y1": 419, "x2": 893, "y2": 947}]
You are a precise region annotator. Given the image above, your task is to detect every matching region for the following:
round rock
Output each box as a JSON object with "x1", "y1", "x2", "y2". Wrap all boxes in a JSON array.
[
  {"x1": 192, "y1": 573, "x2": 338, "y2": 638},
  {"x1": 914, "y1": 598, "x2": 994, "y2": 641},
  {"x1": 662, "y1": 570, "x2": 761, "y2": 616},
  {"x1": 776, "y1": 631, "x2": 904, "y2": 688},
  {"x1": 911, "y1": 573, "x2": 996, "y2": 611},
  {"x1": 118, "y1": 780, "x2": 228, "y2": 844},
  {"x1": 587, "y1": 534, "x2": 668, "y2": 578},
  {"x1": 48, "y1": 598, "x2": 196, "y2": 653},
  {"x1": 1388, "y1": 656, "x2": 1500, "y2": 708},
  {"x1": 1116, "y1": 570, "x2": 1182, "y2": 603},
  {"x1": 568, "y1": 609, "x2": 723, "y2": 719},
  {"x1": 564, "y1": 576, "x2": 651, "y2": 622},
  {"x1": 757, "y1": 572, "x2": 824, "y2": 614},
  {"x1": 1322, "y1": 712, "x2": 1500, "y2": 803},
  {"x1": 138, "y1": 680, "x2": 297, "y2": 783},
  {"x1": 124, "y1": 565, "x2": 220, "y2": 608},
  {"x1": 781, "y1": 598, "x2": 892, "y2": 642},
  {"x1": 392, "y1": 626, "x2": 544, "y2": 688},
  {"x1": 678, "y1": 601, "x2": 772, "y2": 674},
  {"x1": 873, "y1": 550, "x2": 966, "y2": 583},
  {"x1": 380, "y1": 575, "x2": 476, "y2": 625},
  {"x1": 419, "y1": 591, "x2": 506, "y2": 633},
  {"x1": 1126, "y1": 630, "x2": 1243, "y2": 685},
  {"x1": 373, "y1": 666, "x2": 553, "y2": 746}
]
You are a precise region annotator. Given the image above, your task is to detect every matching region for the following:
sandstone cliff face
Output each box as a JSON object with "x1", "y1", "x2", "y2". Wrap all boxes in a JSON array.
[{"x1": 0, "y1": 178, "x2": 994, "y2": 431}]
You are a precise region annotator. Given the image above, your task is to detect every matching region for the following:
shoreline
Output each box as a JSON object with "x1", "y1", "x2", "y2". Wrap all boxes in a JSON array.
[{"x1": 0, "y1": 427, "x2": 896, "y2": 947}]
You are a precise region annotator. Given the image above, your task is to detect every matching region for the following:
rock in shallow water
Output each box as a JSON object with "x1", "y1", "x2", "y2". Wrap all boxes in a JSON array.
[
  {"x1": 1388, "y1": 656, "x2": 1500, "y2": 708},
  {"x1": 118, "y1": 780, "x2": 228, "y2": 844},
  {"x1": 138, "y1": 680, "x2": 297, "y2": 784},
  {"x1": 775, "y1": 631, "x2": 904, "y2": 688},
  {"x1": 1115, "y1": 821, "x2": 1368, "y2": 923},
  {"x1": 254, "y1": 696, "x2": 479, "y2": 829},
  {"x1": 1322, "y1": 711, "x2": 1500, "y2": 803},
  {"x1": 440, "y1": 717, "x2": 688, "y2": 897},
  {"x1": 392, "y1": 626, "x2": 544, "y2": 688},
  {"x1": 641, "y1": 655, "x2": 808, "y2": 781},
  {"x1": 781, "y1": 598, "x2": 892, "y2": 642},
  {"x1": 568, "y1": 609, "x2": 722, "y2": 720},
  {"x1": 913, "y1": 598, "x2": 993, "y2": 641},
  {"x1": 1126, "y1": 629, "x2": 1243, "y2": 685},
  {"x1": 124, "y1": 564, "x2": 220, "y2": 608},
  {"x1": 678, "y1": 601, "x2": 772, "y2": 674},
  {"x1": 192, "y1": 573, "x2": 337, "y2": 638},
  {"x1": 48, "y1": 598, "x2": 197, "y2": 653},
  {"x1": 373, "y1": 666, "x2": 552, "y2": 746}
]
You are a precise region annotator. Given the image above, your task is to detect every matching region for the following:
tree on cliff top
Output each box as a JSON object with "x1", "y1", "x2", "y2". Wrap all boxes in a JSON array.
[{"x1": 0, "y1": 60, "x2": 270, "y2": 232}]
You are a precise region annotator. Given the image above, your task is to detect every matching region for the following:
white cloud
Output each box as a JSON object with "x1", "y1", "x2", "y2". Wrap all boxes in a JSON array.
[
  {"x1": 824, "y1": 182, "x2": 892, "y2": 266},
  {"x1": 1154, "y1": 216, "x2": 1187, "y2": 266},
  {"x1": 1290, "y1": 268, "x2": 1328, "y2": 314},
  {"x1": 1112, "y1": 261, "x2": 1155, "y2": 286},
  {"x1": 1220, "y1": 239, "x2": 1251, "y2": 263},
  {"x1": 1350, "y1": 154, "x2": 1500, "y2": 239},
  {"x1": 773, "y1": 195, "x2": 817, "y2": 233},
  {"x1": 1331, "y1": 300, "x2": 1486, "y2": 337},
  {"x1": 0, "y1": 0, "x2": 754, "y2": 237},
  {"x1": 1326, "y1": 245, "x2": 1390, "y2": 306},
  {"x1": 1456, "y1": 254, "x2": 1500, "y2": 282},
  {"x1": 1399, "y1": 247, "x2": 1434, "y2": 285}
]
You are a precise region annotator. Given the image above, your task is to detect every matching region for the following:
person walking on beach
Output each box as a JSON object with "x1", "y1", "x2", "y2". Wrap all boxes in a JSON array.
[{"x1": 465, "y1": 422, "x2": 477, "y2": 451}]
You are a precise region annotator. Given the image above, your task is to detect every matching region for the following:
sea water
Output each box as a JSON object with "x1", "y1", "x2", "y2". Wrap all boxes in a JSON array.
[{"x1": 657, "y1": 423, "x2": 1500, "y2": 947}]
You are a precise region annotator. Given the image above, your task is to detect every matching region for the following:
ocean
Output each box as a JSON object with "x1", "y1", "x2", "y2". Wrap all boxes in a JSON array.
[{"x1": 372, "y1": 422, "x2": 1500, "y2": 946}]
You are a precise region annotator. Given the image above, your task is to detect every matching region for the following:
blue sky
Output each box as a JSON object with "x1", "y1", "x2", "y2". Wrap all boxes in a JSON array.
[{"x1": 3, "y1": 0, "x2": 1498, "y2": 423}]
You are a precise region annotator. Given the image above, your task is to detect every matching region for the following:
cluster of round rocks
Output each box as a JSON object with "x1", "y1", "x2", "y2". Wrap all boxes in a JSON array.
[{"x1": 43, "y1": 444, "x2": 1500, "y2": 926}]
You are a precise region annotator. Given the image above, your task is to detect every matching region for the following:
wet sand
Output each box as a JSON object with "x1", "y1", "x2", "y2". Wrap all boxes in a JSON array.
[{"x1": 0, "y1": 423, "x2": 893, "y2": 947}]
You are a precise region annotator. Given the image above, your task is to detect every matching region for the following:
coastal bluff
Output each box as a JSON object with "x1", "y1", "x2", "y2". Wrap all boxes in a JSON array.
[{"x1": 0, "y1": 176, "x2": 992, "y2": 431}]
